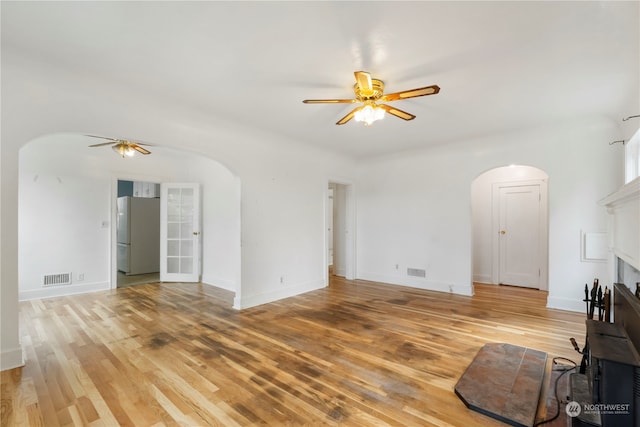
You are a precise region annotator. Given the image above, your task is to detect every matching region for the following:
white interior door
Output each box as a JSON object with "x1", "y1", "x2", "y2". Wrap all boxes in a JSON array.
[
  {"x1": 160, "y1": 183, "x2": 201, "y2": 282},
  {"x1": 498, "y1": 184, "x2": 541, "y2": 288}
]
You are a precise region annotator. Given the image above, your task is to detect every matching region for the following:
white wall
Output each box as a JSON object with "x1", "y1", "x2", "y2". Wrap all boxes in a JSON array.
[
  {"x1": 18, "y1": 134, "x2": 241, "y2": 299},
  {"x1": 357, "y1": 147, "x2": 476, "y2": 295},
  {"x1": 471, "y1": 165, "x2": 549, "y2": 284},
  {"x1": 356, "y1": 117, "x2": 624, "y2": 309},
  {"x1": 180, "y1": 155, "x2": 241, "y2": 292},
  {"x1": 1, "y1": 49, "x2": 357, "y2": 369},
  {"x1": 19, "y1": 145, "x2": 112, "y2": 299}
]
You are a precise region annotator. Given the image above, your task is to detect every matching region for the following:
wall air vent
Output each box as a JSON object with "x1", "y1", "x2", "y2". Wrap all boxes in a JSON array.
[
  {"x1": 43, "y1": 272, "x2": 72, "y2": 286},
  {"x1": 407, "y1": 268, "x2": 426, "y2": 278}
]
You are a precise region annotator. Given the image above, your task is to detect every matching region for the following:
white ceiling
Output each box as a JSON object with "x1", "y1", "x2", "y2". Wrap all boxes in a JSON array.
[{"x1": 2, "y1": 1, "x2": 639, "y2": 159}]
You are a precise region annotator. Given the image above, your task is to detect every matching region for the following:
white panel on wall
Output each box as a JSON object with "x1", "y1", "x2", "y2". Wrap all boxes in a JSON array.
[{"x1": 581, "y1": 231, "x2": 608, "y2": 262}]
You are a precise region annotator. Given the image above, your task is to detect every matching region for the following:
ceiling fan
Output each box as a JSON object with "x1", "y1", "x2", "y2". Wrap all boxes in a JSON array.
[
  {"x1": 86, "y1": 135, "x2": 152, "y2": 157},
  {"x1": 302, "y1": 71, "x2": 440, "y2": 126}
]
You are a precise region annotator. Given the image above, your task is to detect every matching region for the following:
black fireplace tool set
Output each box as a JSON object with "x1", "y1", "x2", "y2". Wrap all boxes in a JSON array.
[{"x1": 570, "y1": 278, "x2": 610, "y2": 374}]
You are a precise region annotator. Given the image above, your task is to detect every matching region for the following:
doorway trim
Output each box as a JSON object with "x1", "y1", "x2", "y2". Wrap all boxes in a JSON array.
[
  {"x1": 110, "y1": 174, "x2": 163, "y2": 290},
  {"x1": 326, "y1": 179, "x2": 356, "y2": 285},
  {"x1": 491, "y1": 179, "x2": 548, "y2": 290}
]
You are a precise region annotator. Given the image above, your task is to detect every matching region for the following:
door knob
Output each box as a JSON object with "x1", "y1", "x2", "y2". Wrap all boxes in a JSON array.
[
  {"x1": 193, "y1": 231, "x2": 200, "y2": 236},
  {"x1": 500, "y1": 230, "x2": 506, "y2": 235}
]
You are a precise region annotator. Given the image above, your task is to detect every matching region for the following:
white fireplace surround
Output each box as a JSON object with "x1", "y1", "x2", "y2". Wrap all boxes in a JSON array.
[{"x1": 599, "y1": 176, "x2": 640, "y2": 273}]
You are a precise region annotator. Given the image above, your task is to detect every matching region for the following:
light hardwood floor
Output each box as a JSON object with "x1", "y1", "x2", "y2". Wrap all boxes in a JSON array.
[
  {"x1": 1, "y1": 277, "x2": 585, "y2": 426},
  {"x1": 117, "y1": 272, "x2": 160, "y2": 289}
]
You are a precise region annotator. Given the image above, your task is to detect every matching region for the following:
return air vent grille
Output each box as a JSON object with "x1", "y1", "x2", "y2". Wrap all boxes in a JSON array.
[
  {"x1": 407, "y1": 268, "x2": 426, "y2": 278},
  {"x1": 43, "y1": 272, "x2": 72, "y2": 286}
]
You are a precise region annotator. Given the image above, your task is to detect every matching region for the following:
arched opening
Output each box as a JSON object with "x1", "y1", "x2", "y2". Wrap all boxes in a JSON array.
[
  {"x1": 18, "y1": 133, "x2": 241, "y2": 300},
  {"x1": 471, "y1": 165, "x2": 549, "y2": 290}
]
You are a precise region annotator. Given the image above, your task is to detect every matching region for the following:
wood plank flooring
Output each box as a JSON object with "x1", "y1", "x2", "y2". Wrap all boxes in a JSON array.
[{"x1": 1, "y1": 277, "x2": 585, "y2": 426}]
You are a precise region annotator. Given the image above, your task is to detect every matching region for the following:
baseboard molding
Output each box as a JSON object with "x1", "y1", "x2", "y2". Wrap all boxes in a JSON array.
[
  {"x1": 201, "y1": 276, "x2": 236, "y2": 292},
  {"x1": 334, "y1": 267, "x2": 346, "y2": 277},
  {"x1": 546, "y1": 296, "x2": 585, "y2": 313},
  {"x1": 19, "y1": 281, "x2": 110, "y2": 301},
  {"x1": 234, "y1": 279, "x2": 325, "y2": 310},
  {"x1": 1, "y1": 346, "x2": 24, "y2": 371},
  {"x1": 357, "y1": 272, "x2": 474, "y2": 296},
  {"x1": 473, "y1": 273, "x2": 492, "y2": 284}
]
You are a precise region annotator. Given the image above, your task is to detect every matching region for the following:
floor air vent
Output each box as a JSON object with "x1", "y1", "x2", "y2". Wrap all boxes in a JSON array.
[
  {"x1": 43, "y1": 273, "x2": 72, "y2": 286},
  {"x1": 407, "y1": 268, "x2": 426, "y2": 278}
]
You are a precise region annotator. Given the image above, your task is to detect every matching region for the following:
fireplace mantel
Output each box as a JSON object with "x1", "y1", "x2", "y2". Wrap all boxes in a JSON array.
[{"x1": 599, "y1": 176, "x2": 640, "y2": 271}]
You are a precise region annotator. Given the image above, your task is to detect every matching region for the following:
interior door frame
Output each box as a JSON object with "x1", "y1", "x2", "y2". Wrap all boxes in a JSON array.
[
  {"x1": 327, "y1": 187, "x2": 334, "y2": 266},
  {"x1": 491, "y1": 179, "x2": 548, "y2": 290},
  {"x1": 110, "y1": 174, "x2": 163, "y2": 290},
  {"x1": 326, "y1": 179, "x2": 356, "y2": 285}
]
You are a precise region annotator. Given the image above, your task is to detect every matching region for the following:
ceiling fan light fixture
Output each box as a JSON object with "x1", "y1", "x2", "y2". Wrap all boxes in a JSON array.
[
  {"x1": 354, "y1": 103, "x2": 385, "y2": 126},
  {"x1": 302, "y1": 71, "x2": 439, "y2": 125},
  {"x1": 88, "y1": 135, "x2": 152, "y2": 156},
  {"x1": 112, "y1": 142, "x2": 136, "y2": 157}
]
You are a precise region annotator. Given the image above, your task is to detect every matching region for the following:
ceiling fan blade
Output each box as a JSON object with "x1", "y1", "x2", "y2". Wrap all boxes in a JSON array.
[
  {"x1": 354, "y1": 71, "x2": 374, "y2": 97},
  {"x1": 379, "y1": 104, "x2": 416, "y2": 121},
  {"x1": 336, "y1": 106, "x2": 363, "y2": 125},
  {"x1": 88, "y1": 141, "x2": 117, "y2": 147},
  {"x1": 303, "y1": 99, "x2": 357, "y2": 104},
  {"x1": 131, "y1": 144, "x2": 151, "y2": 155},
  {"x1": 380, "y1": 85, "x2": 440, "y2": 102},
  {"x1": 86, "y1": 134, "x2": 151, "y2": 145},
  {"x1": 85, "y1": 134, "x2": 118, "y2": 141}
]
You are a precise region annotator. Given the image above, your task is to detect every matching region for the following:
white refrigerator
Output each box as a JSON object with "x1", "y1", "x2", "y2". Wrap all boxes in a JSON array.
[{"x1": 117, "y1": 196, "x2": 160, "y2": 275}]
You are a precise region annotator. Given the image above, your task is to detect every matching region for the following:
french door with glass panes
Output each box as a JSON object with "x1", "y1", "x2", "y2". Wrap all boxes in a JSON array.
[{"x1": 160, "y1": 183, "x2": 201, "y2": 282}]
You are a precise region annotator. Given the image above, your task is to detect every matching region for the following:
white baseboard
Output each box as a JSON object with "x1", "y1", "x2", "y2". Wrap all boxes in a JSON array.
[
  {"x1": 357, "y1": 272, "x2": 474, "y2": 296},
  {"x1": 473, "y1": 273, "x2": 492, "y2": 284},
  {"x1": 546, "y1": 296, "x2": 585, "y2": 313},
  {"x1": 234, "y1": 279, "x2": 325, "y2": 309},
  {"x1": 333, "y1": 267, "x2": 346, "y2": 277},
  {"x1": 201, "y1": 276, "x2": 236, "y2": 292},
  {"x1": 19, "y1": 281, "x2": 110, "y2": 301},
  {"x1": 1, "y1": 346, "x2": 24, "y2": 371}
]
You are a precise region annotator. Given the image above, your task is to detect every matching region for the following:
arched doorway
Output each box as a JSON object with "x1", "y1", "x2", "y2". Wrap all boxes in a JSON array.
[
  {"x1": 471, "y1": 165, "x2": 549, "y2": 290},
  {"x1": 18, "y1": 133, "x2": 241, "y2": 300}
]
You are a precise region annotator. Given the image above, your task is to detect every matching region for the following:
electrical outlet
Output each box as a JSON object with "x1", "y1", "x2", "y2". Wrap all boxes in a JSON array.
[
  {"x1": 280, "y1": 276, "x2": 284, "y2": 284},
  {"x1": 78, "y1": 273, "x2": 85, "y2": 281}
]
